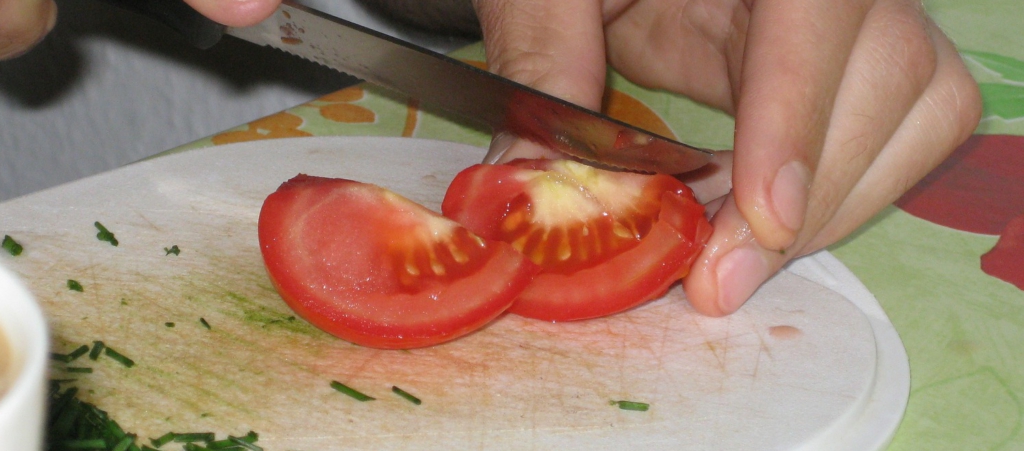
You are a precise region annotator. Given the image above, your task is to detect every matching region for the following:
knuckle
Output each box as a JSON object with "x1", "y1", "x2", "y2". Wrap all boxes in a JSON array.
[{"x1": 864, "y1": 4, "x2": 938, "y2": 89}]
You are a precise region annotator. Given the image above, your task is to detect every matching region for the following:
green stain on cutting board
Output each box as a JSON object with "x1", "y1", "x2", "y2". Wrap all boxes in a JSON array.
[{"x1": 223, "y1": 291, "x2": 319, "y2": 336}]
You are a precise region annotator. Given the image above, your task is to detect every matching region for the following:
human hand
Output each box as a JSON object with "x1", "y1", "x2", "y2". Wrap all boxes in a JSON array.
[
  {"x1": 180, "y1": 0, "x2": 281, "y2": 28},
  {"x1": 0, "y1": 0, "x2": 57, "y2": 59},
  {"x1": 473, "y1": 0, "x2": 983, "y2": 316},
  {"x1": 0, "y1": 0, "x2": 283, "y2": 60}
]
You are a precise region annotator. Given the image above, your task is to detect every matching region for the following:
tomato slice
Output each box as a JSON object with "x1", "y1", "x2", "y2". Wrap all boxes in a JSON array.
[
  {"x1": 442, "y1": 159, "x2": 712, "y2": 322},
  {"x1": 258, "y1": 175, "x2": 538, "y2": 349}
]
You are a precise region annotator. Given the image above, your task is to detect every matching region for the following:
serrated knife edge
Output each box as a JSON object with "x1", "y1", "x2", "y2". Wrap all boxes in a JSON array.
[{"x1": 226, "y1": 1, "x2": 714, "y2": 173}]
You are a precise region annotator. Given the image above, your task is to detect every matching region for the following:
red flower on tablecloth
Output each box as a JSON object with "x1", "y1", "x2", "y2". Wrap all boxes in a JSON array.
[
  {"x1": 895, "y1": 134, "x2": 1024, "y2": 290},
  {"x1": 982, "y1": 213, "x2": 1024, "y2": 290}
]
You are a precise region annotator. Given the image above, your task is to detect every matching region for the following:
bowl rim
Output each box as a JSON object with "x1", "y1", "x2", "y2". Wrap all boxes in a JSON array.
[{"x1": 0, "y1": 263, "x2": 49, "y2": 418}]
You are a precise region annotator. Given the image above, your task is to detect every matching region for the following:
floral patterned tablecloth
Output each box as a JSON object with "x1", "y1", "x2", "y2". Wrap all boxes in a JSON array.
[{"x1": 168, "y1": 1, "x2": 1024, "y2": 448}]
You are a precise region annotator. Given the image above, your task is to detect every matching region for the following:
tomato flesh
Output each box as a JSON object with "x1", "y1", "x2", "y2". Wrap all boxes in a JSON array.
[
  {"x1": 443, "y1": 159, "x2": 712, "y2": 322},
  {"x1": 258, "y1": 175, "x2": 538, "y2": 349}
]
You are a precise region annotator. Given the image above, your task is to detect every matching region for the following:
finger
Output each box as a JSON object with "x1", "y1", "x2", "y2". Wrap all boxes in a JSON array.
[
  {"x1": 603, "y1": 0, "x2": 745, "y2": 112},
  {"x1": 0, "y1": 0, "x2": 57, "y2": 59},
  {"x1": 472, "y1": 0, "x2": 606, "y2": 162},
  {"x1": 732, "y1": 0, "x2": 873, "y2": 251},
  {"x1": 684, "y1": 8, "x2": 981, "y2": 317},
  {"x1": 809, "y1": 21, "x2": 982, "y2": 249},
  {"x1": 682, "y1": 195, "x2": 791, "y2": 316},
  {"x1": 486, "y1": 131, "x2": 562, "y2": 164},
  {"x1": 473, "y1": 0, "x2": 606, "y2": 109},
  {"x1": 677, "y1": 151, "x2": 734, "y2": 204},
  {"x1": 182, "y1": 0, "x2": 280, "y2": 27},
  {"x1": 792, "y1": 0, "x2": 938, "y2": 251}
]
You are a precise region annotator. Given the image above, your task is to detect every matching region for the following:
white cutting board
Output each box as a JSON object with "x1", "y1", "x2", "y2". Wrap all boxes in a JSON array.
[{"x1": 0, "y1": 137, "x2": 908, "y2": 450}]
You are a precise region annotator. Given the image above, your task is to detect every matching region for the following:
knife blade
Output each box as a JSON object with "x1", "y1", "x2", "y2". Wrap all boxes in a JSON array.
[{"x1": 105, "y1": 0, "x2": 714, "y2": 173}]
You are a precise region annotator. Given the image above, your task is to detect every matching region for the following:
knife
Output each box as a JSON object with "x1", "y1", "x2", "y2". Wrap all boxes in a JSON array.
[{"x1": 102, "y1": 0, "x2": 714, "y2": 173}]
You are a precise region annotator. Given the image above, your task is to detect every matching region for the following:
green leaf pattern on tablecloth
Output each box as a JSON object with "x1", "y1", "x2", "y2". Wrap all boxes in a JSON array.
[
  {"x1": 963, "y1": 51, "x2": 1024, "y2": 82},
  {"x1": 963, "y1": 50, "x2": 1024, "y2": 120},
  {"x1": 892, "y1": 367, "x2": 1021, "y2": 450},
  {"x1": 977, "y1": 84, "x2": 1024, "y2": 120}
]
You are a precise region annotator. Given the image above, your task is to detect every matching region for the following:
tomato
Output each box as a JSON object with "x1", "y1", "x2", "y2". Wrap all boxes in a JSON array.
[
  {"x1": 258, "y1": 175, "x2": 538, "y2": 349},
  {"x1": 442, "y1": 159, "x2": 712, "y2": 322}
]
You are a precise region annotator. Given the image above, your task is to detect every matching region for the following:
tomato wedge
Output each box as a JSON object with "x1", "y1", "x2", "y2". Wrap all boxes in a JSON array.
[
  {"x1": 258, "y1": 175, "x2": 538, "y2": 349},
  {"x1": 442, "y1": 159, "x2": 712, "y2": 322}
]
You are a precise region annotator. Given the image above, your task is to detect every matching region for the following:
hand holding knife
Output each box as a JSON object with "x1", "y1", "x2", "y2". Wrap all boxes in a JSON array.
[{"x1": 101, "y1": 0, "x2": 713, "y2": 174}]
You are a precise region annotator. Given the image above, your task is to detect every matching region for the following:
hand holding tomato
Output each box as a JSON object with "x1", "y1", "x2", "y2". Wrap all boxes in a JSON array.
[
  {"x1": 474, "y1": 0, "x2": 982, "y2": 315},
  {"x1": 26, "y1": 0, "x2": 981, "y2": 318}
]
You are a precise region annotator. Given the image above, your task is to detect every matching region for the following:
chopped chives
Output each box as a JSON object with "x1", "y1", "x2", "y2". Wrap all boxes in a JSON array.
[
  {"x1": 199, "y1": 318, "x2": 211, "y2": 330},
  {"x1": 49, "y1": 386, "x2": 79, "y2": 421},
  {"x1": 391, "y1": 386, "x2": 422, "y2": 405},
  {"x1": 89, "y1": 341, "x2": 105, "y2": 360},
  {"x1": 610, "y1": 400, "x2": 649, "y2": 411},
  {"x1": 330, "y1": 380, "x2": 375, "y2": 402},
  {"x1": 164, "y1": 245, "x2": 180, "y2": 256},
  {"x1": 151, "y1": 432, "x2": 175, "y2": 448},
  {"x1": 228, "y1": 436, "x2": 263, "y2": 451},
  {"x1": 2, "y1": 234, "x2": 23, "y2": 256},
  {"x1": 174, "y1": 432, "x2": 215, "y2": 443},
  {"x1": 60, "y1": 438, "x2": 108, "y2": 449},
  {"x1": 67, "y1": 279, "x2": 84, "y2": 292},
  {"x1": 206, "y1": 439, "x2": 239, "y2": 449},
  {"x1": 47, "y1": 383, "x2": 264, "y2": 451},
  {"x1": 103, "y1": 346, "x2": 135, "y2": 368},
  {"x1": 50, "y1": 399, "x2": 82, "y2": 438},
  {"x1": 105, "y1": 418, "x2": 127, "y2": 439},
  {"x1": 66, "y1": 367, "x2": 93, "y2": 374},
  {"x1": 68, "y1": 344, "x2": 90, "y2": 361},
  {"x1": 52, "y1": 344, "x2": 89, "y2": 362},
  {"x1": 95, "y1": 221, "x2": 119, "y2": 246},
  {"x1": 48, "y1": 382, "x2": 265, "y2": 451},
  {"x1": 111, "y1": 435, "x2": 135, "y2": 451},
  {"x1": 231, "y1": 431, "x2": 259, "y2": 444}
]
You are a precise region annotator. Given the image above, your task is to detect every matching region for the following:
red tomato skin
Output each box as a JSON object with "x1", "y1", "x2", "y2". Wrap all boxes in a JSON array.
[
  {"x1": 259, "y1": 174, "x2": 538, "y2": 349},
  {"x1": 442, "y1": 161, "x2": 712, "y2": 322},
  {"x1": 509, "y1": 192, "x2": 712, "y2": 321},
  {"x1": 440, "y1": 163, "x2": 527, "y2": 239}
]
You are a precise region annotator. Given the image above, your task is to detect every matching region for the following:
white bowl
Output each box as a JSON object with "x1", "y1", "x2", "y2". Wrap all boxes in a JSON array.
[{"x1": 0, "y1": 263, "x2": 48, "y2": 450}]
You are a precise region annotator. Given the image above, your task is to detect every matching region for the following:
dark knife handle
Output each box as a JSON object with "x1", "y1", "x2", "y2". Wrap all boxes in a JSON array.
[{"x1": 98, "y1": 0, "x2": 225, "y2": 49}]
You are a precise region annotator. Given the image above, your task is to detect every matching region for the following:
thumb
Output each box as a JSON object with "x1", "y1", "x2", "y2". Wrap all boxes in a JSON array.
[
  {"x1": 0, "y1": 0, "x2": 57, "y2": 59},
  {"x1": 473, "y1": 0, "x2": 607, "y2": 162},
  {"x1": 182, "y1": 0, "x2": 280, "y2": 27}
]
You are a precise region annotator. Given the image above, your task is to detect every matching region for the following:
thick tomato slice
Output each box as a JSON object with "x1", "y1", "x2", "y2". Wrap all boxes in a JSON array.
[
  {"x1": 258, "y1": 175, "x2": 538, "y2": 349},
  {"x1": 442, "y1": 159, "x2": 712, "y2": 322}
]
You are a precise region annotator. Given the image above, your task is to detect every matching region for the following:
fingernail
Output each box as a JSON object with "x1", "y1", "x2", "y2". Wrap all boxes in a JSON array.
[
  {"x1": 715, "y1": 246, "x2": 769, "y2": 313},
  {"x1": 46, "y1": 2, "x2": 59, "y2": 34},
  {"x1": 771, "y1": 161, "x2": 811, "y2": 232},
  {"x1": 483, "y1": 131, "x2": 517, "y2": 164}
]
